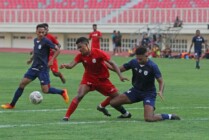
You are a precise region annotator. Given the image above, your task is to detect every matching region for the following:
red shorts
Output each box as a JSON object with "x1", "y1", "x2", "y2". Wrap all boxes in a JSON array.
[
  {"x1": 80, "y1": 78, "x2": 118, "y2": 96},
  {"x1": 49, "y1": 56, "x2": 59, "y2": 73}
]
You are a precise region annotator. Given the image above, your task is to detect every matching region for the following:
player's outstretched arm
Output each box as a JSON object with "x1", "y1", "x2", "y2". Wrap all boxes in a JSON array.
[
  {"x1": 106, "y1": 60, "x2": 129, "y2": 82},
  {"x1": 60, "y1": 60, "x2": 78, "y2": 69},
  {"x1": 156, "y1": 77, "x2": 164, "y2": 101}
]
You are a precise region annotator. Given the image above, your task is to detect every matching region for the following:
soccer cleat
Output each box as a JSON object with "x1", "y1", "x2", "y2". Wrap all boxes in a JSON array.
[
  {"x1": 97, "y1": 106, "x2": 111, "y2": 116},
  {"x1": 171, "y1": 114, "x2": 181, "y2": 120},
  {"x1": 1, "y1": 103, "x2": 14, "y2": 109},
  {"x1": 61, "y1": 89, "x2": 69, "y2": 104},
  {"x1": 117, "y1": 112, "x2": 132, "y2": 118},
  {"x1": 196, "y1": 66, "x2": 200, "y2": 69},
  {"x1": 62, "y1": 117, "x2": 69, "y2": 121}
]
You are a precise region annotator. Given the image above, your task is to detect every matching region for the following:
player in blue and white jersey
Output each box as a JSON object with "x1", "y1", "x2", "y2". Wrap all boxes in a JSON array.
[
  {"x1": 189, "y1": 30, "x2": 205, "y2": 69},
  {"x1": 1, "y1": 24, "x2": 69, "y2": 109},
  {"x1": 109, "y1": 47, "x2": 180, "y2": 121}
]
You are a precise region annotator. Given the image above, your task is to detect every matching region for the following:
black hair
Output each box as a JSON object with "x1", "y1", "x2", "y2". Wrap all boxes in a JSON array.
[
  {"x1": 135, "y1": 47, "x2": 147, "y2": 55},
  {"x1": 93, "y1": 24, "x2": 97, "y2": 26},
  {"x1": 42, "y1": 23, "x2": 49, "y2": 28},
  {"x1": 76, "y1": 37, "x2": 89, "y2": 45},
  {"x1": 36, "y1": 24, "x2": 45, "y2": 30}
]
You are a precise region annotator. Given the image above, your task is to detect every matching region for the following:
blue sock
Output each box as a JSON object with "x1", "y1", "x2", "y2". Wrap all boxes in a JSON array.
[
  {"x1": 161, "y1": 114, "x2": 172, "y2": 120},
  {"x1": 48, "y1": 87, "x2": 63, "y2": 95},
  {"x1": 11, "y1": 87, "x2": 24, "y2": 106}
]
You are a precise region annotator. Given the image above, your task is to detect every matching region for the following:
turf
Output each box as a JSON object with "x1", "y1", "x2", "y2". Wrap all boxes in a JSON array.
[{"x1": 0, "y1": 52, "x2": 209, "y2": 140}]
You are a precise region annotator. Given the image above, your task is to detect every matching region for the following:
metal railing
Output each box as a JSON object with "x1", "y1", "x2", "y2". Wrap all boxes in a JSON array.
[{"x1": 0, "y1": 8, "x2": 209, "y2": 24}]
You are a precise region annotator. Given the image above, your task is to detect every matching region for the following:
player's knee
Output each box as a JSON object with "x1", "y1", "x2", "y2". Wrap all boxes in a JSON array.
[{"x1": 144, "y1": 116, "x2": 155, "y2": 122}]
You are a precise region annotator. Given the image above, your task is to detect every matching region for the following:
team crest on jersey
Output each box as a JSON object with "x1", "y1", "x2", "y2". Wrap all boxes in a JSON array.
[
  {"x1": 144, "y1": 70, "x2": 148, "y2": 75},
  {"x1": 38, "y1": 44, "x2": 42, "y2": 49},
  {"x1": 92, "y1": 58, "x2": 96, "y2": 63}
]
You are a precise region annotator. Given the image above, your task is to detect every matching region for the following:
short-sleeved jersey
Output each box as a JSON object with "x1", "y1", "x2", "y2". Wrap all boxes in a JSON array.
[
  {"x1": 123, "y1": 59, "x2": 161, "y2": 92},
  {"x1": 32, "y1": 37, "x2": 55, "y2": 70},
  {"x1": 192, "y1": 36, "x2": 204, "y2": 52},
  {"x1": 46, "y1": 33, "x2": 59, "y2": 56},
  {"x1": 74, "y1": 48, "x2": 110, "y2": 81},
  {"x1": 89, "y1": 31, "x2": 102, "y2": 49}
]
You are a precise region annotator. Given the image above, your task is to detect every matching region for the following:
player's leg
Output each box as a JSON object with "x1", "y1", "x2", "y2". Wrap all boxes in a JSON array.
[
  {"x1": 143, "y1": 97, "x2": 180, "y2": 122},
  {"x1": 39, "y1": 70, "x2": 69, "y2": 103},
  {"x1": 63, "y1": 84, "x2": 90, "y2": 121},
  {"x1": 51, "y1": 59, "x2": 66, "y2": 83},
  {"x1": 1, "y1": 78, "x2": 32, "y2": 109},
  {"x1": 110, "y1": 93, "x2": 132, "y2": 118}
]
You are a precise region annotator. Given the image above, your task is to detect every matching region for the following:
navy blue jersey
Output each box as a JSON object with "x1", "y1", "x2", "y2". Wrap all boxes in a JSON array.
[
  {"x1": 123, "y1": 59, "x2": 161, "y2": 92},
  {"x1": 192, "y1": 36, "x2": 204, "y2": 52},
  {"x1": 31, "y1": 37, "x2": 55, "y2": 70}
]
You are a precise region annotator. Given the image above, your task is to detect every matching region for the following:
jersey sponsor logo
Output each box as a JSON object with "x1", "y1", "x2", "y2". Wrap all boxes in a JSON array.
[
  {"x1": 144, "y1": 70, "x2": 148, "y2": 76},
  {"x1": 38, "y1": 44, "x2": 42, "y2": 49},
  {"x1": 92, "y1": 58, "x2": 96, "y2": 63}
]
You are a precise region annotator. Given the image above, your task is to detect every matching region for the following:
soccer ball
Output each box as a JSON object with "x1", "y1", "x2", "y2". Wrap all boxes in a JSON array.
[{"x1": 29, "y1": 91, "x2": 43, "y2": 104}]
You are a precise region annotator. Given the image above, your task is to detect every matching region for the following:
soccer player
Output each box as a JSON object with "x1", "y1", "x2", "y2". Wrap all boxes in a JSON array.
[
  {"x1": 42, "y1": 23, "x2": 66, "y2": 83},
  {"x1": 189, "y1": 30, "x2": 205, "y2": 69},
  {"x1": 60, "y1": 37, "x2": 131, "y2": 121},
  {"x1": 109, "y1": 47, "x2": 180, "y2": 122},
  {"x1": 89, "y1": 24, "x2": 102, "y2": 49},
  {"x1": 1, "y1": 24, "x2": 69, "y2": 109}
]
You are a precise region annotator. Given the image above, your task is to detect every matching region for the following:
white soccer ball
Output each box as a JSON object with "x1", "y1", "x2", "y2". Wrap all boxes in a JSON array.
[{"x1": 29, "y1": 91, "x2": 43, "y2": 104}]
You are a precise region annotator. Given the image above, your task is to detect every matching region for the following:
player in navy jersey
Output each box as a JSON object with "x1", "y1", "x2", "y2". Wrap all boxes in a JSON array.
[
  {"x1": 189, "y1": 30, "x2": 205, "y2": 69},
  {"x1": 109, "y1": 47, "x2": 180, "y2": 122},
  {"x1": 1, "y1": 24, "x2": 69, "y2": 109}
]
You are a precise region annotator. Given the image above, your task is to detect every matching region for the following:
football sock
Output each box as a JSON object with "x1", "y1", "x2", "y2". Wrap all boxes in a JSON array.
[
  {"x1": 65, "y1": 98, "x2": 79, "y2": 118},
  {"x1": 100, "y1": 97, "x2": 111, "y2": 108},
  {"x1": 48, "y1": 87, "x2": 63, "y2": 95},
  {"x1": 161, "y1": 114, "x2": 172, "y2": 120},
  {"x1": 113, "y1": 106, "x2": 127, "y2": 114},
  {"x1": 196, "y1": 61, "x2": 199, "y2": 67},
  {"x1": 10, "y1": 87, "x2": 24, "y2": 106}
]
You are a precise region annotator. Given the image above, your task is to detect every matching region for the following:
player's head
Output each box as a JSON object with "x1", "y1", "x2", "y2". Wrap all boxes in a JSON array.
[
  {"x1": 36, "y1": 24, "x2": 46, "y2": 39},
  {"x1": 76, "y1": 37, "x2": 90, "y2": 55},
  {"x1": 135, "y1": 47, "x2": 148, "y2": 64},
  {"x1": 92, "y1": 24, "x2": 97, "y2": 31},
  {"x1": 196, "y1": 30, "x2": 200, "y2": 36},
  {"x1": 42, "y1": 23, "x2": 49, "y2": 34}
]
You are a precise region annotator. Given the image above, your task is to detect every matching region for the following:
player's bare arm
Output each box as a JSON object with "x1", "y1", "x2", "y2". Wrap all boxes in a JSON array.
[
  {"x1": 106, "y1": 60, "x2": 129, "y2": 82},
  {"x1": 189, "y1": 42, "x2": 194, "y2": 53},
  {"x1": 60, "y1": 60, "x2": 78, "y2": 69},
  {"x1": 156, "y1": 77, "x2": 164, "y2": 100},
  {"x1": 48, "y1": 46, "x2": 60, "y2": 66}
]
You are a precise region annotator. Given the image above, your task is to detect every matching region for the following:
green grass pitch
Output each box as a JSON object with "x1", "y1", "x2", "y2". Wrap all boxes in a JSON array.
[{"x1": 0, "y1": 52, "x2": 209, "y2": 140}]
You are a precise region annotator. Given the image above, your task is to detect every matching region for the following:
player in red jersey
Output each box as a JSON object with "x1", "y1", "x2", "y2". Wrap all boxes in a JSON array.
[
  {"x1": 42, "y1": 23, "x2": 66, "y2": 84},
  {"x1": 60, "y1": 37, "x2": 131, "y2": 121},
  {"x1": 89, "y1": 24, "x2": 102, "y2": 49}
]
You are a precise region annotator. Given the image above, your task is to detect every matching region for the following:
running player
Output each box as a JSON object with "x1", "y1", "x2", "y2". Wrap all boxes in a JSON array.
[
  {"x1": 1, "y1": 24, "x2": 69, "y2": 109},
  {"x1": 89, "y1": 24, "x2": 102, "y2": 49},
  {"x1": 60, "y1": 37, "x2": 131, "y2": 121}
]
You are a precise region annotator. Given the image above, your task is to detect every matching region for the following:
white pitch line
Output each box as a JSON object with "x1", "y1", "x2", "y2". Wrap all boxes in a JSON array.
[
  {"x1": 0, "y1": 120, "x2": 139, "y2": 129},
  {"x1": 0, "y1": 106, "x2": 209, "y2": 114}
]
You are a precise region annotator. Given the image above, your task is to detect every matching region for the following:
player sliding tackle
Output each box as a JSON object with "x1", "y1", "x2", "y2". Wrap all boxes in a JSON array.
[
  {"x1": 60, "y1": 37, "x2": 131, "y2": 121},
  {"x1": 107, "y1": 47, "x2": 180, "y2": 122}
]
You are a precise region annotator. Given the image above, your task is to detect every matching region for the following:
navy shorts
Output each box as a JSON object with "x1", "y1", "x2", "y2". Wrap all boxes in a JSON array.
[
  {"x1": 124, "y1": 87, "x2": 156, "y2": 107},
  {"x1": 194, "y1": 51, "x2": 202, "y2": 57},
  {"x1": 24, "y1": 67, "x2": 50, "y2": 85}
]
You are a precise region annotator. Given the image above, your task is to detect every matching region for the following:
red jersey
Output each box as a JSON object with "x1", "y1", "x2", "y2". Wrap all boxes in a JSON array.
[
  {"x1": 89, "y1": 30, "x2": 102, "y2": 49},
  {"x1": 74, "y1": 48, "x2": 110, "y2": 81},
  {"x1": 46, "y1": 34, "x2": 59, "y2": 56}
]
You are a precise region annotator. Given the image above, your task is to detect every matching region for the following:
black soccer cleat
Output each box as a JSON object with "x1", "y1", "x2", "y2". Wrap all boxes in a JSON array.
[
  {"x1": 171, "y1": 114, "x2": 181, "y2": 120},
  {"x1": 97, "y1": 106, "x2": 111, "y2": 116},
  {"x1": 62, "y1": 117, "x2": 69, "y2": 121},
  {"x1": 117, "y1": 112, "x2": 132, "y2": 119}
]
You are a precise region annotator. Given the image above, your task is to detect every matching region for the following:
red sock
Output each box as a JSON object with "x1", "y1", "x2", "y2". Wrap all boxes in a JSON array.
[
  {"x1": 100, "y1": 97, "x2": 111, "y2": 108},
  {"x1": 65, "y1": 98, "x2": 79, "y2": 118}
]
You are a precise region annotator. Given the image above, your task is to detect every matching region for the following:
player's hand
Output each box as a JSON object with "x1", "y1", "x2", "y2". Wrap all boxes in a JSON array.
[
  {"x1": 27, "y1": 59, "x2": 32, "y2": 65},
  {"x1": 60, "y1": 64, "x2": 67, "y2": 69},
  {"x1": 48, "y1": 60, "x2": 53, "y2": 67},
  {"x1": 157, "y1": 91, "x2": 164, "y2": 101},
  {"x1": 120, "y1": 76, "x2": 129, "y2": 82}
]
